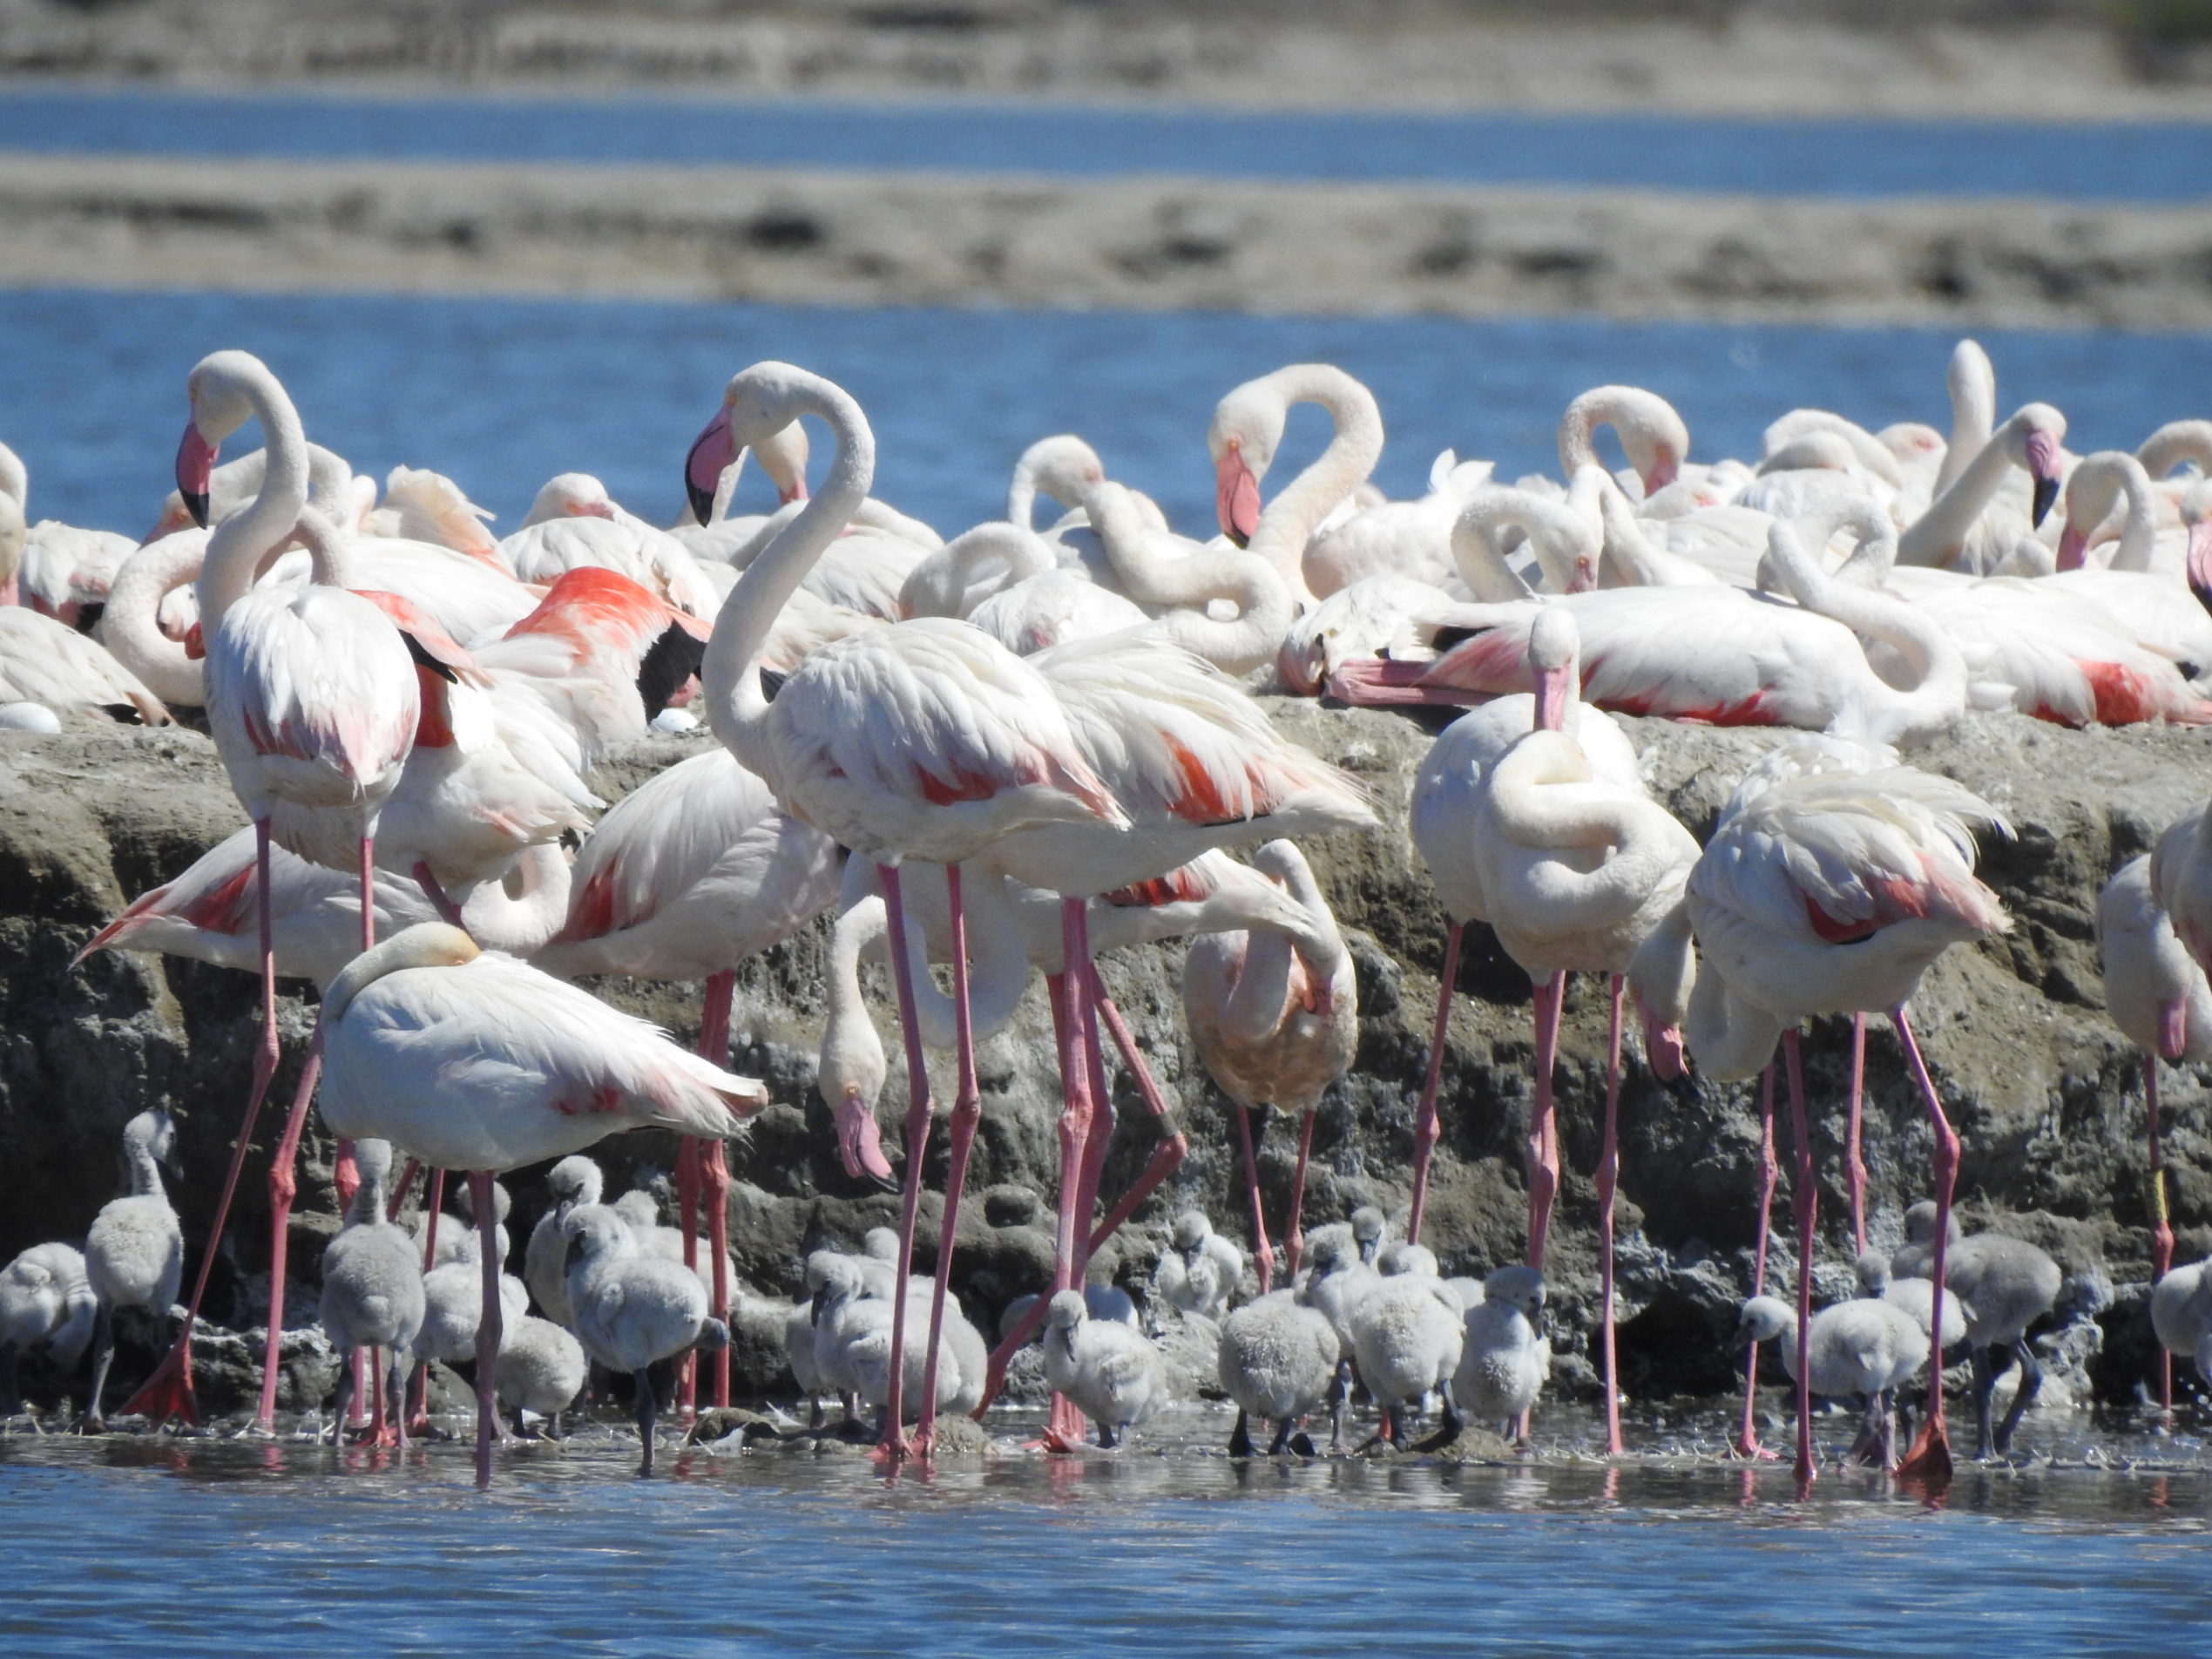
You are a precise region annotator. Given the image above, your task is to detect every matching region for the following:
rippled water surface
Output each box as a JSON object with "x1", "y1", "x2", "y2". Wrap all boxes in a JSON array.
[
  {"x1": 5, "y1": 289, "x2": 2210, "y2": 541},
  {"x1": 5, "y1": 1411, "x2": 2212, "y2": 1658},
  {"x1": 3, "y1": 87, "x2": 2209, "y2": 202}
]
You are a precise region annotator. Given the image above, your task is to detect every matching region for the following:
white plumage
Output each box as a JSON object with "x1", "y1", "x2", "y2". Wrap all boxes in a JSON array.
[
  {"x1": 496, "y1": 1315, "x2": 587, "y2": 1438},
  {"x1": 80, "y1": 1109, "x2": 184, "y2": 1431},
  {"x1": 1347, "y1": 1267, "x2": 1465, "y2": 1448},
  {"x1": 1453, "y1": 1266, "x2": 1551, "y2": 1438},
  {"x1": 1043, "y1": 1290, "x2": 1167, "y2": 1448},
  {"x1": 523, "y1": 1155, "x2": 603, "y2": 1327},
  {"x1": 316, "y1": 1140, "x2": 426, "y2": 1446},
  {"x1": 1735, "y1": 1292, "x2": 1925, "y2": 1466},
  {"x1": 1216, "y1": 1289, "x2": 1339, "y2": 1456},
  {"x1": 563, "y1": 1204, "x2": 725, "y2": 1473},
  {"x1": 0, "y1": 1243, "x2": 98, "y2": 1412},
  {"x1": 1154, "y1": 1210, "x2": 1244, "y2": 1324}
]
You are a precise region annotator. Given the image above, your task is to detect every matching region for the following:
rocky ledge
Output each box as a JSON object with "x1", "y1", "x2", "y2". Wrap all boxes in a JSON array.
[{"x1": 3, "y1": 700, "x2": 2210, "y2": 1417}]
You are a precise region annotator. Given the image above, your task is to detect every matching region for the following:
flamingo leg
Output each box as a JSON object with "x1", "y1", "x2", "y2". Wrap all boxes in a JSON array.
[
  {"x1": 1845, "y1": 1013, "x2": 1869, "y2": 1257},
  {"x1": 1526, "y1": 972, "x2": 1567, "y2": 1270},
  {"x1": 1283, "y1": 1107, "x2": 1318, "y2": 1281},
  {"x1": 915, "y1": 867, "x2": 983, "y2": 1459},
  {"x1": 1891, "y1": 1005, "x2": 1958, "y2": 1485},
  {"x1": 1081, "y1": 992, "x2": 1190, "y2": 1260},
  {"x1": 401, "y1": 1168, "x2": 443, "y2": 1436},
  {"x1": 123, "y1": 816, "x2": 293, "y2": 1428},
  {"x1": 1232, "y1": 1103, "x2": 1274, "y2": 1295},
  {"x1": 1069, "y1": 965, "x2": 1119, "y2": 1283},
  {"x1": 2148, "y1": 1053, "x2": 2175, "y2": 1417},
  {"x1": 1044, "y1": 898, "x2": 1098, "y2": 1450},
  {"x1": 250, "y1": 1031, "x2": 324, "y2": 1432},
  {"x1": 875, "y1": 862, "x2": 936, "y2": 1461},
  {"x1": 1736, "y1": 1066, "x2": 1780, "y2": 1460},
  {"x1": 675, "y1": 1135, "x2": 701, "y2": 1419},
  {"x1": 1407, "y1": 921, "x2": 1462, "y2": 1248},
  {"x1": 699, "y1": 969, "x2": 737, "y2": 1411},
  {"x1": 1782, "y1": 1029, "x2": 1817, "y2": 1488},
  {"x1": 470, "y1": 1169, "x2": 504, "y2": 1487},
  {"x1": 1597, "y1": 972, "x2": 1626, "y2": 1457}
]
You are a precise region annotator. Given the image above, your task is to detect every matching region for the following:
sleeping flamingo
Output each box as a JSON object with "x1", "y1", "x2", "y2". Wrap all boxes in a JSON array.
[
  {"x1": 319, "y1": 922, "x2": 763, "y2": 1483},
  {"x1": 1684, "y1": 732, "x2": 2011, "y2": 1484}
]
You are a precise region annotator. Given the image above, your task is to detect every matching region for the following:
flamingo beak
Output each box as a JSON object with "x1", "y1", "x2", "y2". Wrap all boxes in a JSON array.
[
  {"x1": 1642, "y1": 1012, "x2": 1686, "y2": 1080},
  {"x1": 1642, "y1": 449, "x2": 1679, "y2": 497},
  {"x1": 2054, "y1": 524, "x2": 2087, "y2": 572},
  {"x1": 685, "y1": 406, "x2": 738, "y2": 526},
  {"x1": 834, "y1": 1090, "x2": 896, "y2": 1190},
  {"x1": 1216, "y1": 444, "x2": 1261, "y2": 549},
  {"x1": 2186, "y1": 520, "x2": 2212, "y2": 614},
  {"x1": 2160, "y1": 996, "x2": 2188, "y2": 1065},
  {"x1": 2024, "y1": 430, "x2": 2062, "y2": 527},
  {"x1": 1277, "y1": 632, "x2": 1325, "y2": 697},
  {"x1": 177, "y1": 425, "x2": 217, "y2": 530},
  {"x1": 1566, "y1": 552, "x2": 1600, "y2": 594},
  {"x1": 1532, "y1": 661, "x2": 1573, "y2": 732},
  {"x1": 567, "y1": 500, "x2": 617, "y2": 522}
]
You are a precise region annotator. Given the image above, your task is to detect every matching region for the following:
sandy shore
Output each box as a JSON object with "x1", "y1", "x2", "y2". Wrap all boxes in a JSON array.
[
  {"x1": 2, "y1": 151, "x2": 2209, "y2": 329},
  {"x1": 1, "y1": 4, "x2": 2208, "y2": 120}
]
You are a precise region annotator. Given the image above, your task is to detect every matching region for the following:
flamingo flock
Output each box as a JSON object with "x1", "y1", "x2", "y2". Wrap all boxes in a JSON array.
[{"x1": 0, "y1": 334, "x2": 2208, "y2": 1485}]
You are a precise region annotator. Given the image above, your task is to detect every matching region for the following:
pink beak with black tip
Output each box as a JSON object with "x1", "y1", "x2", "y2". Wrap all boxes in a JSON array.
[
  {"x1": 1216, "y1": 443, "x2": 1261, "y2": 549},
  {"x1": 685, "y1": 404, "x2": 738, "y2": 526},
  {"x1": 2023, "y1": 429, "x2": 2062, "y2": 528},
  {"x1": 176, "y1": 424, "x2": 217, "y2": 530},
  {"x1": 834, "y1": 1092, "x2": 897, "y2": 1189}
]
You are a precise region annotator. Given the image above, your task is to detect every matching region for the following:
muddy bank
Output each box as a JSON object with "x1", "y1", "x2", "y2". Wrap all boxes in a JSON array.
[
  {"x1": 4, "y1": 701, "x2": 2210, "y2": 1415},
  {"x1": 4, "y1": 153, "x2": 2211, "y2": 331},
  {"x1": 0, "y1": 3, "x2": 2202, "y2": 119}
]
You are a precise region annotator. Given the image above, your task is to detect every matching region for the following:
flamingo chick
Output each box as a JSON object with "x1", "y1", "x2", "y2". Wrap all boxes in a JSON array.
[
  {"x1": 1042, "y1": 1290, "x2": 1167, "y2": 1449},
  {"x1": 318, "y1": 1140, "x2": 425, "y2": 1447},
  {"x1": 78, "y1": 1109, "x2": 183, "y2": 1432},
  {"x1": 1218, "y1": 1290, "x2": 1339, "y2": 1457},
  {"x1": 497, "y1": 1316, "x2": 587, "y2": 1439},
  {"x1": 0, "y1": 1243, "x2": 98, "y2": 1414},
  {"x1": 1735, "y1": 1294, "x2": 1925, "y2": 1470},
  {"x1": 1453, "y1": 1266, "x2": 1550, "y2": 1440},
  {"x1": 1154, "y1": 1210, "x2": 1245, "y2": 1324},
  {"x1": 563, "y1": 1205, "x2": 727, "y2": 1474}
]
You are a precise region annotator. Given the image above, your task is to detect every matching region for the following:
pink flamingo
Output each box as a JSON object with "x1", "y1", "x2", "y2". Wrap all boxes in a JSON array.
[
  {"x1": 124, "y1": 351, "x2": 422, "y2": 1429},
  {"x1": 1457, "y1": 606, "x2": 1701, "y2": 1453},
  {"x1": 319, "y1": 922, "x2": 763, "y2": 1482},
  {"x1": 686, "y1": 361, "x2": 1126, "y2": 1459},
  {"x1": 1181, "y1": 841, "x2": 1356, "y2": 1296},
  {"x1": 532, "y1": 745, "x2": 843, "y2": 1408},
  {"x1": 1684, "y1": 730, "x2": 2011, "y2": 1486}
]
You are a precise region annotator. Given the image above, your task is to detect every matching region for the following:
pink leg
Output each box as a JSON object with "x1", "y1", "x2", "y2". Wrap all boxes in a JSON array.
[
  {"x1": 470, "y1": 1169, "x2": 503, "y2": 1486},
  {"x1": 1069, "y1": 959, "x2": 1119, "y2": 1283},
  {"x1": 2148, "y1": 1055, "x2": 2175, "y2": 1415},
  {"x1": 1891, "y1": 1005, "x2": 1958, "y2": 1484},
  {"x1": 123, "y1": 816, "x2": 289, "y2": 1427},
  {"x1": 1044, "y1": 898, "x2": 1098, "y2": 1449},
  {"x1": 1597, "y1": 973, "x2": 1626, "y2": 1457},
  {"x1": 917, "y1": 868, "x2": 982, "y2": 1458},
  {"x1": 1782, "y1": 1029, "x2": 1816, "y2": 1489},
  {"x1": 1736, "y1": 1067, "x2": 1779, "y2": 1460},
  {"x1": 402, "y1": 1168, "x2": 443, "y2": 1434},
  {"x1": 1526, "y1": 972, "x2": 1567, "y2": 1269},
  {"x1": 1407, "y1": 922, "x2": 1462, "y2": 1248},
  {"x1": 675, "y1": 1135, "x2": 701, "y2": 1418},
  {"x1": 410, "y1": 861, "x2": 464, "y2": 930},
  {"x1": 699, "y1": 970, "x2": 737, "y2": 1410},
  {"x1": 249, "y1": 1033, "x2": 324, "y2": 1433},
  {"x1": 1231, "y1": 1103, "x2": 1275, "y2": 1295},
  {"x1": 1846, "y1": 1013, "x2": 1869, "y2": 1257},
  {"x1": 874, "y1": 863, "x2": 936, "y2": 1461},
  {"x1": 1282, "y1": 1108, "x2": 1317, "y2": 1280}
]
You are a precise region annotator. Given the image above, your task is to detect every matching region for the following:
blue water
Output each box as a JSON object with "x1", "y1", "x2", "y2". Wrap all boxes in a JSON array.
[
  {"x1": 3, "y1": 88, "x2": 2209, "y2": 202},
  {"x1": 3, "y1": 1434, "x2": 2209, "y2": 1656},
  {"x1": 3, "y1": 288, "x2": 2209, "y2": 543}
]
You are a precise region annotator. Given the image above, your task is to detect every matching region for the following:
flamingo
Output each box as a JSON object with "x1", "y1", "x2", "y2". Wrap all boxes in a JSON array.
[
  {"x1": 531, "y1": 743, "x2": 842, "y2": 1407},
  {"x1": 499, "y1": 473, "x2": 721, "y2": 618},
  {"x1": 1684, "y1": 735, "x2": 2011, "y2": 1484},
  {"x1": 1207, "y1": 363, "x2": 1385, "y2": 606},
  {"x1": 1458, "y1": 607, "x2": 1700, "y2": 1453},
  {"x1": 1078, "y1": 480, "x2": 1295, "y2": 675},
  {"x1": 2096, "y1": 855, "x2": 2212, "y2": 1414},
  {"x1": 120, "y1": 350, "x2": 423, "y2": 1431},
  {"x1": 319, "y1": 921, "x2": 763, "y2": 1482},
  {"x1": 1181, "y1": 841, "x2": 1357, "y2": 1297},
  {"x1": 1896, "y1": 403, "x2": 2068, "y2": 575},
  {"x1": 685, "y1": 360, "x2": 1126, "y2": 1459},
  {"x1": 0, "y1": 436, "x2": 140, "y2": 627}
]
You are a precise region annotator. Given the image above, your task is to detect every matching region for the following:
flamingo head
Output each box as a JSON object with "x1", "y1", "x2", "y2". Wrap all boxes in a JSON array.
[
  {"x1": 1640, "y1": 444, "x2": 1680, "y2": 497},
  {"x1": 179, "y1": 350, "x2": 275, "y2": 530},
  {"x1": 2019, "y1": 407, "x2": 2068, "y2": 528},
  {"x1": 833, "y1": 1087, "x2": 896, "y2": 1190},
  {"x1": 686, "y1": 403, "x2": 740, "y2": 525},
  {"x1": 175, "y1": 425, "x2": 216, "y2": 531},
  {"x1": 1208, "y1": 382, "x2": 1283, "y2": 549},
  {"x1": 1214, "y1": 437, "x2": 1262, "y2": 549},
  {"x1": 1526, "y1": 605, "x2": 1580, "y2": 731},
  {"x1": 691, "y1": 361, "x2": 845, "y2": 525}
]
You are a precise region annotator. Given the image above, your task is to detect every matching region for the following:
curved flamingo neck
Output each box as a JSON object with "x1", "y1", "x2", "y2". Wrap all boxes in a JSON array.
[
  {"x1": 1248, "y1": 366, "x2": 1382, "y2": 601},
  {"x1": 195, "y1": 362, "x2": 311, "y2": 628},
  {"x1": 1897, "y1": 410, "x2": 2032, "y2": 568},
  {"x1": 2096, "y1": 454, "x2": 2161, "y2": 573},
  {"x1": 900, "y1": 524, "x2": 1055, "y2": 619},
  {"x1": 103, "y1": 532, "x2": 210, "y2": 707},
  {"x1": 461, "y1": 843, "x2": 573, "y2": 956},
  {"x1": 1935, "y1": 341, "x2": 1996, "y2": 498},
  {"x1": 1088, "y1": 482, "x2": 1292, "y2": 673},
  {"x1": 700, "y1": 378, "x2": 876, "y2": 783},
  {"x1": 1775, "y1": 523, "x2": 1965, "y2": 748}
]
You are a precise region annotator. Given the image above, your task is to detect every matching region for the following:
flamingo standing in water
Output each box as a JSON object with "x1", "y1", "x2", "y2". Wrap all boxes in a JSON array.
[
  {"x1": 685, "y1": 361, "x2": 1126, "y2": 1459},
  {"x1": 1684, "y1": 731, "x2": 2010, "y2": 1485},
  {"x1": 123, "y1": 350, "x2": 422, "y2": 1428},
  {"x1": 318, "y1": 922, "x2": 763, "y2": 1483},
  {"x1": 1458, "y1": 607, "x2": 1700, "y2": 1452},
  {"x1": 531, "y1": 745, "x2": 843, "y2": 1407},
  {"x1": 1182, "y1": 841, "x2": 1356, "y2": 1296}
]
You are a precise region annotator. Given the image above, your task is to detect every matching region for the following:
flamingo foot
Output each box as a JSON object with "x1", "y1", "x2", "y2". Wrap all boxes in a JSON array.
[
  {"x1": 1732, "y1": 1435, "x2": 1781, "y2": 1462},
  {"x1": 118, "y1": 1333, "x2": 197, "y2": 1428},
  {"x1": 834, "y1": 1096, "x2": 897, "y2": 1188},
  {"x1": 1896, "y1": 1417, "x2": 1954, "y2": 1485}
]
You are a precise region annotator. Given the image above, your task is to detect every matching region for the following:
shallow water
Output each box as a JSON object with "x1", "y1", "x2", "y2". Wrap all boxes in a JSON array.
[
  {"x1": 6, "y1": 1405, "x2": 2212, "y2": 1657},
  {"x1": 5, "y1": 288, "x2": 2210, "y2": 542},
  {"x1": 3, "y1": 87, "x2": 2209, "y2": 202}
]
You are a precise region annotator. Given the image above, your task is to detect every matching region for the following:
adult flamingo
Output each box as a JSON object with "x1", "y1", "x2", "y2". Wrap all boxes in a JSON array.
[
  {"x1": 1181, "y1": 841, "x2": 1356, "y2": 1295},
  {"x1": 2095, "y1": 856, "x2": 2212, "y2": 1415},
  {"x1": 1460, "y1": 609, "x2": 1701, "y2": 1454},
  {"x1": 124, "y1": 351, "x2": 422, "y2": 1428},
  {"x1": 685, "y1": 361, "x2": 1125, "y2": 1459},
  {"x1": 319, "y1": 922, "x2": 763, "y2": 1483},
  {"x1": 1208, "y1": 363, "x2": 1384, "y2": 606},
  {"x1": 1684, "y1": 735, "x2": 2011, "y2": 1485},
  {"x1": 531, "y1": 745, "x2": 843, "y2": 1406}
]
